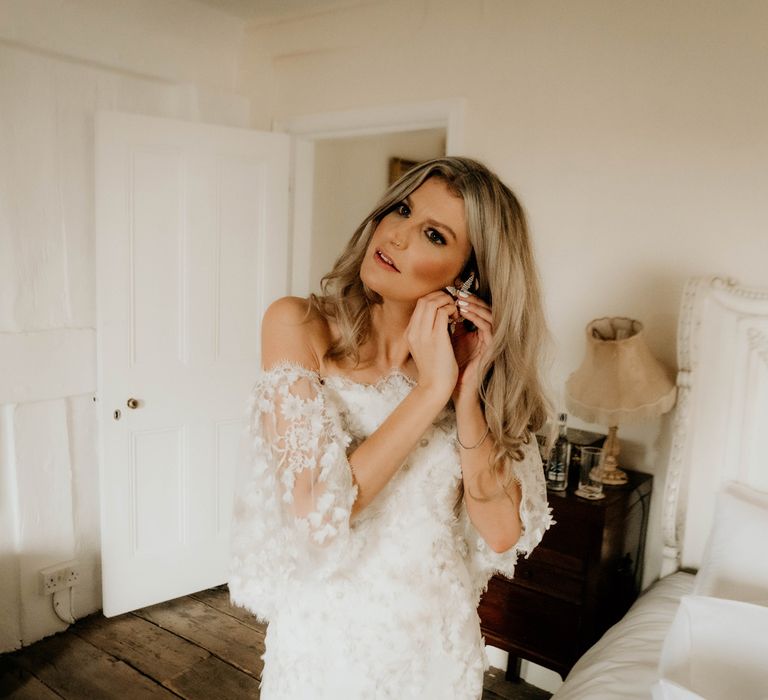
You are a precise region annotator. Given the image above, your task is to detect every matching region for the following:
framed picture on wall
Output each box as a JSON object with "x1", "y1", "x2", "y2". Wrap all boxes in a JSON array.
[{"x1": 389, "y1": 157, "x2": 420, "y2": 185}]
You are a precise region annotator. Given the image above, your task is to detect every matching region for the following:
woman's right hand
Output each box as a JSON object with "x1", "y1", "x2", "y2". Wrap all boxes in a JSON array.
[{"x1": 406, "y1": 291, "x2": 459, "y2": 402}]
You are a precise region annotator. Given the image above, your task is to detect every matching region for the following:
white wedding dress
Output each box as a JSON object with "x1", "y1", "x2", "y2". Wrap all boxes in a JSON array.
[{"x1": 228, "y1": 361, "x2": 553, "y2": 700}]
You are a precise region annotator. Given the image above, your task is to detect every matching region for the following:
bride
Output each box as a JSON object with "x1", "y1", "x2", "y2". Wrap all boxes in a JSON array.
[{"x1": 229, "y1": 156, "x2": 554, "y2": 699}]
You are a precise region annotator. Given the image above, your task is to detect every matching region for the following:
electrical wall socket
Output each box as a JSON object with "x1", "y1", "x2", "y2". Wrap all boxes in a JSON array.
[{"x1": 39, "y1": 560, "x2": 80, "y2": 595}]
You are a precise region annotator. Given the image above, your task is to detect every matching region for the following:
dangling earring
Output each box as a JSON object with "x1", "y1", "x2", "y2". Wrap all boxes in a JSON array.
[
  {"x1": 445, "y1": 271, "x2": 477, "y2": 299},
  {"x1": 459, "y1": 272, "x2": 475, "y2": 295}
]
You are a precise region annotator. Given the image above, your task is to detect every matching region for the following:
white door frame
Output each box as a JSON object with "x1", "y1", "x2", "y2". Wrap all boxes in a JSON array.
[{"x1": 274, "y1": 99, "x2": 466, "y2": 296}]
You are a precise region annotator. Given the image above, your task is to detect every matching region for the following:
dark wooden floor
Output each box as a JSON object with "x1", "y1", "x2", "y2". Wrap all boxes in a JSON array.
[{"x1": 0, "y1": 585, "x2": 552, "y2": 699}]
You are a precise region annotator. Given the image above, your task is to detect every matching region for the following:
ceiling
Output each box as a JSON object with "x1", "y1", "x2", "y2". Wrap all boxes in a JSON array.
[{"x1": 189, "y1": 0, "x2": 375, "y2": 22}]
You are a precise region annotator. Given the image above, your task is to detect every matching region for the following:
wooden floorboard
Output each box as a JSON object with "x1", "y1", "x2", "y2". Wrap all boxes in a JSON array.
[
  {"x1": 188, "y1": 586, "x2": 264, "y2": 632},
  {"x1": 73, "y1": 613, "x2": 210, "y2": 685},
  {"x1": 0, "y1": 659, "x2": 62, "y2": 699},
  {"x1": 1, "y1": 587, "x2": 552, "y2": 699},
  {"x1": 165, "y1": 655, "x2": 261, "y2": 700},
  {"x1": 481, "y1": 667, "x2": 553, "y2": 700},
  {"x1": 133, "y1": 596, "x2": 264, "y2": 677},
  {"x1": 6, "y1": 633, "x2": 176, "y2": 699}
]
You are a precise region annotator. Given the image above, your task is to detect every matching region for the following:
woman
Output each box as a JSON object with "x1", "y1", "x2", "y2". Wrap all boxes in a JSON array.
[{"x1": 229, "y1": 156, "x2": 554, "y2": 699}]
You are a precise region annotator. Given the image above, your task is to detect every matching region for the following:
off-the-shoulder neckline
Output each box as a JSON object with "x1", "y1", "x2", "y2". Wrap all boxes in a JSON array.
[{"x1": 262, "y1": 359, "x2": 418, "y2": 391}]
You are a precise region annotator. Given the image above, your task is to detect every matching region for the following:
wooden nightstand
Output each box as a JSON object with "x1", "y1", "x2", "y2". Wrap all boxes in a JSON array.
[{"x1": 477, "y1": 469, "x2": 653, "y2": 680}]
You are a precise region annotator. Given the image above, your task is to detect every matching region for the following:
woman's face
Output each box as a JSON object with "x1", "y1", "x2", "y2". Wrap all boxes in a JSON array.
[{"x1": 360, "y1": 177, "x2": 472, "y2": 303}]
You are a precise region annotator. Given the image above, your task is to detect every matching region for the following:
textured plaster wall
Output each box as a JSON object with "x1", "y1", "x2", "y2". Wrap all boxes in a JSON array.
[{"x1": 0, "y1": 0, "x2": 256, "y2": 651}]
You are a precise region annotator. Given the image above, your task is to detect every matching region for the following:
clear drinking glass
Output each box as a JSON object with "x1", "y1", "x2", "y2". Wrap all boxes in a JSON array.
[{"x1": 575, "y1": 446, "x2": 605, "y2": 500}]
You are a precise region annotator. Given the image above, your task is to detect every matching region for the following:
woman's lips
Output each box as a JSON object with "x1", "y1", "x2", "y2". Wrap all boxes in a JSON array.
[{"x1": 374, "y1": 249, "x2": 400, "y2": 272}]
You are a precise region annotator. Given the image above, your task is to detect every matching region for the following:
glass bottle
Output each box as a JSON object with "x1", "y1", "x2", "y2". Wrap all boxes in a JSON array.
[{"x1": 546, "y1": 413, "x2": 570, "y2": 491}]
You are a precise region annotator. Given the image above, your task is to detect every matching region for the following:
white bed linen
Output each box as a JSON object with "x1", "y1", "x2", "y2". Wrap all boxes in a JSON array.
[
  {"x1": 552, "y1": 571, "x2": 695, "y2": 700},
  {"x1": 655, "y1": 595, "x2": 768, "y2": 700}
]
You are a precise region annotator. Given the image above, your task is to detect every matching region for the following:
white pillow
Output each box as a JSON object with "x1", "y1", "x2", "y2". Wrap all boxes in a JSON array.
[
  {"x1": 658, "y1": 595, "x2": 768, "y2": 700},
  {"x1": 692, "y1": 480, "x2": 768, "y2": 605}
]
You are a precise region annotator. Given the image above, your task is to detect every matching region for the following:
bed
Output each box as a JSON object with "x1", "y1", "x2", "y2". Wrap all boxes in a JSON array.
[{"x1": 551, "y1": 275, "x2": 768, "y2": 700}]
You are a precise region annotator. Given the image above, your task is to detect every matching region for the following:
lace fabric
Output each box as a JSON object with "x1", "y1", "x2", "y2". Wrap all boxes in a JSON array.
[
  {"x1": 229, "y1": 362, "x2": 361, "y2": 622},
  {"x1": 228, "y1": 360, "x2": 554, "y2": 699}
]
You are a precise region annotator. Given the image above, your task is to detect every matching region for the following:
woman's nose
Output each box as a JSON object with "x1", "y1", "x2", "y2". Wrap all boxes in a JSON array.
[{"x1": 390, "y1": 222, "x2": 415, "y2": 249}]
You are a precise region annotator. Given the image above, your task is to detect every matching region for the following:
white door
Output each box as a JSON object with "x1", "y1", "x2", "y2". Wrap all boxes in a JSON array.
[{"x1": 95, "y1": 111, "x2": 290, "y2": 617}]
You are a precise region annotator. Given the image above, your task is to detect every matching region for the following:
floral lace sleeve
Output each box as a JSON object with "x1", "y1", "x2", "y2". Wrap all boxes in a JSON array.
[
  {"x1": 228, "y1": 361, "x2": 359, "y2": 622},
  {"x1": 460, "y1": 434, "x2": 555, "y2": 602}
]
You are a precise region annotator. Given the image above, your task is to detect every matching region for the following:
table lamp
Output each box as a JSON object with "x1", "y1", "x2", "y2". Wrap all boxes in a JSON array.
[{"x1": 565, "y1": 317, "x2": 676, "y2": 485}]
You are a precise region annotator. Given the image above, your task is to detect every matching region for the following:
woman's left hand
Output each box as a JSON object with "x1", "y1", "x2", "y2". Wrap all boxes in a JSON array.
[{"x1": 450, "y1": 293, "x2": 494, "y2": 406}]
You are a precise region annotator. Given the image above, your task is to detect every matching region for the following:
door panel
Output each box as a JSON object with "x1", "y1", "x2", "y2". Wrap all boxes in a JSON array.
[{"x1": 96, "y1": 111, "x2": 290, "y2": 616}]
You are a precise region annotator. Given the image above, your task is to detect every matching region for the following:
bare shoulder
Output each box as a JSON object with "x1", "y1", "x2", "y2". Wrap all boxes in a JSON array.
[{"x1": 261, "y1": 296, "x2": 332, "y2": 370}]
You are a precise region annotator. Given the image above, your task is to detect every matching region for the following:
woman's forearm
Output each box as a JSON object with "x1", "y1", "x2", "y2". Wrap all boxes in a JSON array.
[
  {"x1": 456, "y1": 397, "x2": 522, "y2": 553},
  {"x1": 348, "y1": 386, "x2": 448, "y2": 516}
]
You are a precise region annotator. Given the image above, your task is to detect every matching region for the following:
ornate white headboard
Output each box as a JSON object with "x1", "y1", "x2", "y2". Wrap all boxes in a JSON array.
[{"x1": 661, "y1": 276, "x2": 768, "y2": 577}]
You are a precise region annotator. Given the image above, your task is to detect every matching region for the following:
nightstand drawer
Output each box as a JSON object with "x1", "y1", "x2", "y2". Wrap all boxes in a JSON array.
[
  {"x1": 512, "y1": 559, "x2": 583, "y2": 603},
  {"x1": 529, "y1": 495, "x2": 605, "y2": 575},
  {"x1": 479, "y1": 575, "x2": 582, "y2": 672},
  {"x1": 530, "y1": 541, "x2": 586, "y2": 576}
]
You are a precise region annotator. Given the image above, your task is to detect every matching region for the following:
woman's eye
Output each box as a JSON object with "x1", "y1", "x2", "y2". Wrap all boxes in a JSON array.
[
  {"x1": 425, "y1": 229, "x2": 446, "y2": 245},
  {"x1": 396, "y1": 203, "x2": 410, "y2": 217}
]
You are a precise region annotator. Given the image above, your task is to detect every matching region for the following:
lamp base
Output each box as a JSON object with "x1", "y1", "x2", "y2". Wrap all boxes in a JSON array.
[
  {"x1": 599, "y1": 466, "x2": 628, "y2": 485},
  {"x1": 597, "y1": 425, "x2": 629, "y2": 485}
]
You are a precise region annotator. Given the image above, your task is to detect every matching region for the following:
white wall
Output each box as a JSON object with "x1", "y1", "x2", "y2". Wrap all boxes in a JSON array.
[
  {"x1": 242, "y1": 0, "x2": 768, "y2": 595},
  {"x1": 311, "y1": 128, "x2": 445, "y2": 291},
  {"x1": 0, "y1": 0, "x2": 259, "y2": 652}
]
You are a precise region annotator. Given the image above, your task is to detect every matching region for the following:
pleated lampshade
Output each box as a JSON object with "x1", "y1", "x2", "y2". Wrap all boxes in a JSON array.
[{"x1": 565, "y1": 317, "x2": 677, "y2": 484}]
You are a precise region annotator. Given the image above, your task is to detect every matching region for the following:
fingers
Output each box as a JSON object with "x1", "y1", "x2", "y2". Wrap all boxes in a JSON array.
[
  {"x1": 459, "y1": 308, "x2": 493, "y2": 346},
  {"x1": 407, "y1": 293, "x2": 458, "y2": 347},
  {"x1": 418, "y1": 290, "x2": 458, "y2": 309},
  {"x1": 434, "y1": 304, "x2": 454, "y2": 332},
  {"x1": 407, "y1": 292, "x2": 460, "y2": 397},
  {"x1": 414, "y1": 292, "x2": 459, "y2": 331},
  {"x1": 456, "y1": 294, "x2": 493, "y2": 330}
]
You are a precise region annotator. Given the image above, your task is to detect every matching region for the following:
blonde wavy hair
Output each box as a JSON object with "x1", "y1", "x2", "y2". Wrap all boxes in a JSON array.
[{"x1": 308, "y1": 156, "x2": 551, "y2": 511}]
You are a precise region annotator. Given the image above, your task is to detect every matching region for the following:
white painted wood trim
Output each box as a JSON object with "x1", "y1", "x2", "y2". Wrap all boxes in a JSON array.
[
  {"x1": 0, "y1": 404, "x2": 22, "y2": 652},
  {"x1": 273, "y1": 99, "x2": 465, "y2": 152},
  {"x1": 660, "y1": 275, "x2": 768, "y2": 577},
  {"x1": 660, "y1": 277, "x2": 700, "y2": 576},
  {"x1": 289, "y1": 139, "x2": 315, "y2": 298},
  {"x1": 274, "y1": 99, "x2": 465, "y2": 296}
]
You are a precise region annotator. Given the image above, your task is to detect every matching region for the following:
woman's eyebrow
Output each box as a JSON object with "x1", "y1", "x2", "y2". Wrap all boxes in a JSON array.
[{"x1": 404, "y1": 195, "x2": 457, "y2": 241}]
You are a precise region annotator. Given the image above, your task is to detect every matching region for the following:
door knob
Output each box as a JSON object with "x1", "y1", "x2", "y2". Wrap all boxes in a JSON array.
[{"x1": 127, "y1": 398, "x2": 140, "y2": 409}]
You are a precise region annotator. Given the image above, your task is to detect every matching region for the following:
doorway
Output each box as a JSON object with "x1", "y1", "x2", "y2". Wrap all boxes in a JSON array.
[
  {"x1": 274, "y1": 98, "x2": 465, "y2": 296},
  {"x1": 309, "y1": 128, "x2": 446, "y2": 292}
]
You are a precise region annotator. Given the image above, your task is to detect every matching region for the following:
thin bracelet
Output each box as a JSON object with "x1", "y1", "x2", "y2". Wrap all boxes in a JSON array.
[{"x1": 456, "y1": 425, "x2": 490, "y2": 450}]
